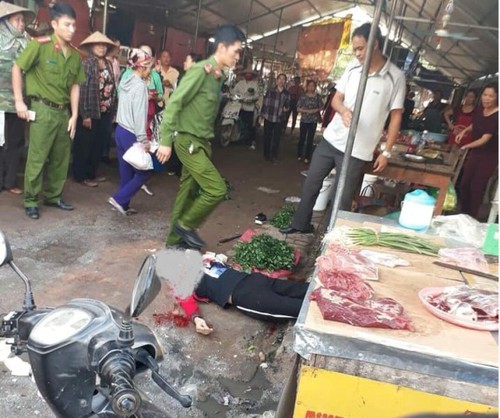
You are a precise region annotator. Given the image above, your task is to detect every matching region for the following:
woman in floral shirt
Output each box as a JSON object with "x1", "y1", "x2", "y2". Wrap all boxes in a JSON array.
[
  {"x1": 297, "y1": 80, "x2": 323, "y2": 163},
  {"x1": 73, "y1": 32, "x2": 117, "y2": 187}
]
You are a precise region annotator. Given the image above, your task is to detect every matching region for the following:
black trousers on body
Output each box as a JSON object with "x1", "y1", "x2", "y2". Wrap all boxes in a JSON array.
[
  {"x1": 291, "y1": 139, "x2": 366, "y2": 230},
  {"x1": 263, "y1": 119, "x2": 283, "y2": 160},
  {"x1": 239, "y1": 109, "x2": 256, "y2": 145},
  {"x1": 0, "y1": 113, "x2": 25, "y2": 189},
  {"x1": 297, "y1": 122, "x2": 317, "y2": 160},
  {"x1": 232, "y1": 275, "x2": 309, "y2": 322},
  {"x1": 72, "y1": 112, "x2": 113, "y2": 182}
]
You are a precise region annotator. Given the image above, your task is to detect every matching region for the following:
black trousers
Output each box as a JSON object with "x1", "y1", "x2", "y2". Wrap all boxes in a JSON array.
[
  {"x1": 285, "y1": 100, "x2": 298, "y2": 131},
  {"x1": 232, "y1": 275, "x2": 309, "y2": 322},
  {"x1": 291, "y1": 139, "x2": 366, "y2": 230},
  {"x1": 239, "y1": 109, "x2": 256, "y2": 145},
  {"x1": 263, "y1": 119, "x2": 283, "y2": 160},
  {"x1": 72, "y1": 112, "x2": 113, "y2": 182},
  {"x1": 297, "y1": 122, "x2": 317, "y2": 160},
  {"x1": 0, "y1": 113, "x2": 25, "y2": 189}
]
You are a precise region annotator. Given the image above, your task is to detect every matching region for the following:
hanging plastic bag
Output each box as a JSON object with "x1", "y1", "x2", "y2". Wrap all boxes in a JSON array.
[
  {"x1": 443, "y1": 182, "x2": 457, "y2": 212},
  {"x1": 123, "y1": 142, "x2": 153, "y2": 170}
]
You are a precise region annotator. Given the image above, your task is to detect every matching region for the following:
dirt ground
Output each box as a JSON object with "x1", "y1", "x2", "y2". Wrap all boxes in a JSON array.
[{"x1": 0, "y1": 128, "x2": 324, "y2": 418}]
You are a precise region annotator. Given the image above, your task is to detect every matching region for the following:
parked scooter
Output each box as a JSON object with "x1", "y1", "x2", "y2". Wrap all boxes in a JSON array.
[
  {"x1": 219, "y1": 94, "x2": 259, "y2": 147},
  {"x1": 0, "y1": 231, "x2": 192, "y2": 417}
]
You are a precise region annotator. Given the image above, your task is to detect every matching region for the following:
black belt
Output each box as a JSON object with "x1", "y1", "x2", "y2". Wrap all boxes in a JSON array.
[{"x1": 29, "y1": 97, "x2": 68, "y2": 110}]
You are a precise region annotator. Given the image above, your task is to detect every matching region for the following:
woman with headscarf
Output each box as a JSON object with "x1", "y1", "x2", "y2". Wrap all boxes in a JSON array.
[
  {"x1": 121, "y1": 44, "x2": 163, "y2": 196},
  {"x1": 108, "y1": 48, "x2": 152, "y2": 216},
  {"x1": 73, "y1": 31, "x2": 117, "y2": 188},
  {"x1": 0, "y1": 1, "x2": 34, "y2": 195}
]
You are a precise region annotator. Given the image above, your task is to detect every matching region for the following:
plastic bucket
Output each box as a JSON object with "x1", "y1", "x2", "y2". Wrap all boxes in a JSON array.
[
  {"x1": 313, "y1": 179, "x2": 333, "y2": 211},
  {"x1": 360, "y1": 174, "x2": 379, "y2": 197}
]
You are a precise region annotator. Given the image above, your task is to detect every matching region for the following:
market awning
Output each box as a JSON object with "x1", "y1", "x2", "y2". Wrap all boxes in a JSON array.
[{"x1": 110, "y1": 0, "x2": 498, "y2": 85}]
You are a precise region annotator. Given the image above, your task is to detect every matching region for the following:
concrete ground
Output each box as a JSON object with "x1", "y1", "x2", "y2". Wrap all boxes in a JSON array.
[{"x1": 0, "y1": 128, "x2": 324, "y2": 418}]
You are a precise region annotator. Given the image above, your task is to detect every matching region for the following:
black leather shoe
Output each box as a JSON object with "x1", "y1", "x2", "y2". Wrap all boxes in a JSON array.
[
  {"x1": 25, "y1": 207, "x2": 39, "y2": 220},
  {"x1": 174, "y1": 223, "x2": 206, "y2": 249},
  {"x1": 165, "y1": 242, "x2": 194, "y2": 251},
  {"x1": 279, "y1": 224, "x2": 314, "y2": 234},
  {"x1": 44, "y1": 200, "x2": 74, "y2": 211}
]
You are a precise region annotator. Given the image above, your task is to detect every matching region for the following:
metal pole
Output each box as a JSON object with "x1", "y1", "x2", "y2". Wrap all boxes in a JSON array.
[
  {"x1": 242, "y1": 0, "x2": 255, "y2": 65},
  {"x1": 327, "y1": 0, "x2": 385, "y2": 232},
  {"x1": 271, "y1": 7, "x2": 283, "y2": 73},
  {"x1": 383, "y1": 0, "x2": 398, "y2": 56},
  {"x1": 193, "y1": 0, "x2": 202, "y2": 52},
  {"x1": 102, "y1": 0, "x2": 109, "y2": 35}
]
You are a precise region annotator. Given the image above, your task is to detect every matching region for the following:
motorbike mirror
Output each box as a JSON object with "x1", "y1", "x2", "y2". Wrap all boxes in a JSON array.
[
  {"x1": 0, "y1": 231, "x2": 13, "y2": 267},
  {"x1": 130, "y1": 254, "x2": 161, "y2": 318}
]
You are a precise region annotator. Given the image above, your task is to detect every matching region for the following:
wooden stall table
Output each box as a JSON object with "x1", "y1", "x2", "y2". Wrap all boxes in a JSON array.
[
  {"x1": 367, "y1": 144, "x2": 465, "y2": 216},
  {"x1": 290, "y1": 212, "x2": 498, "y2": 418}
]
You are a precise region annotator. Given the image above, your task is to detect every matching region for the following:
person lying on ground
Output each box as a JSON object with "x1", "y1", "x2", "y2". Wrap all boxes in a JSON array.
[{"x1": 177, "y1": 259, "x2": 310, "y2": 335}]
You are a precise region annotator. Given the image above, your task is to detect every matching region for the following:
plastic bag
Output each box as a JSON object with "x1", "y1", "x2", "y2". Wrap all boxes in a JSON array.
[
  {"x1": 123, "y1": 142, "x2": 153, "y2": 170},
  {"x1": 438, "y1": 247, "x2": 489, "y2": 273},
  {"x1": 321, "y1": 243, "x2": 379, "y2": 281},
  {"x1": 428, "y1": 183, "x2": 457, "y2": 212},
  {"x1": 359, "y1": 249, "x2": 410, "y2": 268},
  {"x1": 426, "y1": 285, "x2": 498, "y2": 320},
  {"x1": 429, "y1": 214, "x2": 488, "y2": 248},
  {"x1": 443, "y1": 182, "x2": 457, "y2": 212}
]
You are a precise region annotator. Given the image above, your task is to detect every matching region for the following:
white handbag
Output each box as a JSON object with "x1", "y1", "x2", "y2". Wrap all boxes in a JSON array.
[{"x1": 122, "y1": 142, "x2": 153, "y2": 170}]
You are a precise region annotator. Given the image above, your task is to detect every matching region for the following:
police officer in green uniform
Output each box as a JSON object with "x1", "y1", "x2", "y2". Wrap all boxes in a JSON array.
[
  {"x1": 156, "y1": 25, "x2": 245, "y2": 249},
  {"x1": 12, "y1": 3, "x2": 84, "y2": 220}
]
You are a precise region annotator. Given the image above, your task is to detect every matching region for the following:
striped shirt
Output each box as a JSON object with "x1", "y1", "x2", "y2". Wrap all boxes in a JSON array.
[{"x1": 261, "y1": 87, "x2": 290, "y2": 123}]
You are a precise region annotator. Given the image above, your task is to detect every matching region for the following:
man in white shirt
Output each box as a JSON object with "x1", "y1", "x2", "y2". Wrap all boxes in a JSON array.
[
  {"x1": 280, "y1": 23, "x2": 405, "y2": 234},
  {"x1": 156, "y1": 49, "x2": 179, "y2": 104},
  {"x1": 231, "y1": 68, "x2": 260, "y2": 149}
]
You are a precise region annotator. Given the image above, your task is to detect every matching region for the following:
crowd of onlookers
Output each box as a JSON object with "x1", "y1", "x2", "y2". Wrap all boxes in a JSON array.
[{"x1": 0, "y1": 2, "x2": 496, "y2": 225}]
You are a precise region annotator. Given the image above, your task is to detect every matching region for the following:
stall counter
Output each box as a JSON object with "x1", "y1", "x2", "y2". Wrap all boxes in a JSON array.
[{"x1": 292, "y1": 212, "x2": 498, "y2": 418}]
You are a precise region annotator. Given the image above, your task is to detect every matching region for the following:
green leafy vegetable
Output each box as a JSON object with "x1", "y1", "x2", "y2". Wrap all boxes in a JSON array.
[
  {"x1": 347, "y1": 228, "x2": 441, "y2": 256},
  {"x1": 270, "y1": 204, "x2": 295, "y2": 229},
  {"x1": 233, "y1": 234, "x2": 295, "y2": 272}
]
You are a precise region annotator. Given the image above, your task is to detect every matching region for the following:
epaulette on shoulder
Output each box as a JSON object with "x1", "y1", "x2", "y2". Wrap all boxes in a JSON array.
[{"x1": 35, "y1": 36, "x2": 51, "y2": 44}]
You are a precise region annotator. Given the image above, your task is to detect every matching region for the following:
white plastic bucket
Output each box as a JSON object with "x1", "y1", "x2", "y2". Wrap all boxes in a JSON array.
[
  {"x1": 359, "y1": 174, "x2": 379, "y2": 197},
  {"x1": 313, "y1": 178, "x2": 333, "y2": 211},
  {"x1": 398, "y1": 189, "x2": 436, "y2": 231}
]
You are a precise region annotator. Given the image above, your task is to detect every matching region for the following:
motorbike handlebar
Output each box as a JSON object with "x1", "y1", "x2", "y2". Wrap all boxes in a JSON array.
[
  {"x1": 135, "y1": 348, "x2": 192, "y2": 408},
  {"x1": 100, "y1": 351, "x2": 142, "y2": 417}
]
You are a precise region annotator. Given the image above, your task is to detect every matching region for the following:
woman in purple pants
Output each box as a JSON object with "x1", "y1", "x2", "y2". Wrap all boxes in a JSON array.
[{"x1": 108, "y1": 49, "x2": 152, "y2": 215}]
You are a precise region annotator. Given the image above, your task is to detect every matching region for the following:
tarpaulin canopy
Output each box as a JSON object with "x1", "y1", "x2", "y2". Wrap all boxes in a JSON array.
[{"x1": 110, "y1": 0, "x2": 498, "y2": 85}]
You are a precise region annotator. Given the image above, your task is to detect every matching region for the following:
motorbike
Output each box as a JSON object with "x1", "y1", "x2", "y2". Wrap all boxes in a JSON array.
[
  {"x1": 0, "y1": 231, "x2": 192, "y2": 417},
  {"x1": 219, "y1": 93, "x2": 259, "y2": 148}
]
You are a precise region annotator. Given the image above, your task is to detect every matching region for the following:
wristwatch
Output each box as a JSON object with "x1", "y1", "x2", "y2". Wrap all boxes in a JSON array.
[{"x1": 382, "y1": 150, "x2": 392, "y2": 158}]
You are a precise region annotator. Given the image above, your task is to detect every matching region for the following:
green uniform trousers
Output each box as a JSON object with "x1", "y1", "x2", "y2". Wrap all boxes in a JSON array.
[
  {"x1": 166, "y1": 132, "x2": 227, "y2": 245},
  {"x1": 24, "y1": 101, "x2": 71, "y2": 207}
]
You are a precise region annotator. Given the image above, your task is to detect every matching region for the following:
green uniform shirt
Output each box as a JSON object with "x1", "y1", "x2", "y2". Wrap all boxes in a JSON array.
[
  {"x1": 160, "y1": 55, "x2": 224, "y2": 146},
  {"x1": 16, "y1": 35, "x2": 85, "y2": 105}
]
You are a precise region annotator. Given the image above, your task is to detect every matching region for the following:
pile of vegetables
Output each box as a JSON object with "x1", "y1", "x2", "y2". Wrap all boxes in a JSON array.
[
  {"x1": 270, "y1": 204, "x2": 295, "y2": 229},
  {"x1": 233, "y1": 234, "x2": 295, "y2": 272},
  {"x1": 347, "y1": 228, "x2": 441, "y2": 257}
]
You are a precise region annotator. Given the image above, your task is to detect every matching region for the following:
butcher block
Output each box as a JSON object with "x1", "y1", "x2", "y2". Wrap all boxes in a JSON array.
[{"x1": 291, "y1": 212, "x2": 498, "y2": 418}]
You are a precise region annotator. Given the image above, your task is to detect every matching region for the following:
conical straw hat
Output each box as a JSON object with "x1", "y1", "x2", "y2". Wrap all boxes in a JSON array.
[
  {"x1": 0, "y1": 1, "x2": 36, "y2": 25},
  {"x1": 80, "y1": 31, "x2": 115, "y2": 49}
]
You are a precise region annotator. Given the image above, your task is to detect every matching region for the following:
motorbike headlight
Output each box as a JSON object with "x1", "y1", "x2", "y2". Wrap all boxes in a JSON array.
[{"x1": 30, "y1": 308, "x2": 93, "y2": 346}]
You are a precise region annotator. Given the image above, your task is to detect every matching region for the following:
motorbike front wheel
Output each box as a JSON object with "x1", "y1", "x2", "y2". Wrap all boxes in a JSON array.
[{"x1": 220, "y1": 124, "x2": 234, "y2": 147}]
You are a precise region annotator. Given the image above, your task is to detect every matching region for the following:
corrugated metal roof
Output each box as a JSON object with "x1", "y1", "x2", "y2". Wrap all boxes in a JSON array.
[{"x1": 112, "y1": 0, "x2": 498, "y2": 85}]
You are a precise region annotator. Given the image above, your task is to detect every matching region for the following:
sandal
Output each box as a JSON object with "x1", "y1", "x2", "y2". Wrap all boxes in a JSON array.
[
  {"x1": 7, "y1": 188, "x2": 23, "y2": 195},
  {"x1": 82, "y1": 179, "x2": 98, "y2": 187}
]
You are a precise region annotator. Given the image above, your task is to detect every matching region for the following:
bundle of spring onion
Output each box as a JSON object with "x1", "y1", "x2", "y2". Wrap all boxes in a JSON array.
[{"x1": 347, "y1": 228, "x2": 441, "y2": 256}]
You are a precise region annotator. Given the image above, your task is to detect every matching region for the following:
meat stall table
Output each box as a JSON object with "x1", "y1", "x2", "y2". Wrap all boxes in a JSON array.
[
  {"x1": 366, "y1": 144, "x2": 464, "y2": 216},
  {"x1": 291, "y1": 212, "x2": 498, "y2": 418}
]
